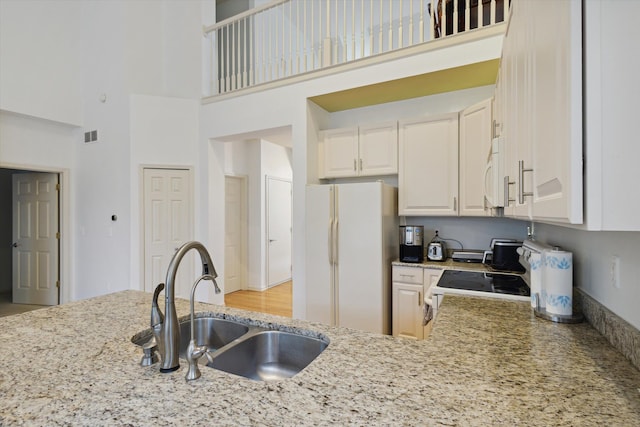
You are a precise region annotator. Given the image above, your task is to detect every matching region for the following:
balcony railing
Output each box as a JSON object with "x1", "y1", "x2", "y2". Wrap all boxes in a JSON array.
[{"x1": 203, "y1": 0, "x2": 509, "y2": 98}]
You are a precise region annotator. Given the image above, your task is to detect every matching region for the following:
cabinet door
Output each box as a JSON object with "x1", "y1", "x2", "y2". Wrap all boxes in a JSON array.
[
  {"x1": 424, "y1": 268, "x2": 444, "y2": 290},
  {"x1": 501, "y1": 0, "x2": 582, "y2": 224},
  {"x1": 399, "y1": 113, "x2": 459, "y2": 216},
  {"x1": 503, "y1": 0, "x2": 532, "y2": 219},
  {"x1": 459, "y1": 98, "x2": 493, "y2": 216},
  {"x1": 529, "y1": 0, "x2": 582, "y2": 224},
  {"x1": 358, "y1": 121, "x2": 398, "y2": 176},
  {"x1": 319, "y1": 127, "x2": 359, "y2": 178},
  {"x1": 392, "y1": 282, "x2": 424, "y2": 340}
]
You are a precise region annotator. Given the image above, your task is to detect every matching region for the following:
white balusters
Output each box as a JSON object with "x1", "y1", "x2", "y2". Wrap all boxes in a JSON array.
[
  {"x1": 323, "y1": 0, "x2": 331, "y2": 67},
  {"x1": 453, "y1": 0, "x2": 458, "y2": 34},
  {"x1": 203, "y1": 0, "x2": 510, "y2": 96},
  {"x1": 490, "y1": 0, "x2": 496, "y2": 25},
  {"x1": 360, "y1": 0, "x2": 365, "y2": 58},
  {"x1": 408, "y1": 0, "x2": 414, "y2": 46},
  {"x1": 398, "y1": 0, "x2": 403, "y2": 49},
  {"x1": 334, "y1": 0, "x2": 339, "y2": 64},
  {"x1": 378, "y1": 0, "x2": 383, "y2": 53},
  {"x1": 465, "y1": 0, "x2": 470, "y2": 32}
]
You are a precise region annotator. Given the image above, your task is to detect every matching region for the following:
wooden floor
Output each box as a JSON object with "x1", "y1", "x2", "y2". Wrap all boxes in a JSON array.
[{"x1": 224, "y1": 281, "x2": 292, "y2": 318}]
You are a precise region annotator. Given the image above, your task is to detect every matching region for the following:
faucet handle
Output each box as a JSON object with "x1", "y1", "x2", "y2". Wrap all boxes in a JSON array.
[
  {"x1": 151, "y1": 283, "x2": 165, "y2": 327},
  {"x1": 185, "y1": 339, "x2": 213, "y2": 381}
]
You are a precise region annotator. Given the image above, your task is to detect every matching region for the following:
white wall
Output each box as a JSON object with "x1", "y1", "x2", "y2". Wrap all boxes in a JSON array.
[
  {"x1": 0, "y1": 0, "x2": 83, "y2": 126},
  {"x1": 534, "y1": 224, "x2": 640, "y2": 330},
  {"x1": 129, "y1": 94, "x2": 208, "y2": 299},
  {"x1": 0, "y1": 1, "x2": 208, "y2": 302}
]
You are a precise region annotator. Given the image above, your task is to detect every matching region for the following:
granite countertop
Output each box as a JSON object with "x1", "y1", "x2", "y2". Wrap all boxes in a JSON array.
[
  {"x1": 393, "y1": 258, "x2": 493, "y2": 271},
  {"x1": 1, "y1": 291, "x2": 639, "y2": 426}
]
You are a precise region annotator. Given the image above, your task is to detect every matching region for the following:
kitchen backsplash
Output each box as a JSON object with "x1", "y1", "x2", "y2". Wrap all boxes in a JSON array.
[{"x1": 398, "y1": 216, "x2": 529, "y2": 252}]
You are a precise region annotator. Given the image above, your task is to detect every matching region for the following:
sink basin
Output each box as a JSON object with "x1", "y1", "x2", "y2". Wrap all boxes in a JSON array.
[
  {"x1": 132, "y1": 316, "x2": 328, "y2": 381},
  {"x1": 178, "y1": 317, "x2": 249, "y2": 359},
  {"x1": 132, "y1": 316, "x2": 249, "y2": 358},
  {"x1": 208, "y1": 330, "x2": 328, "y2": 381}
]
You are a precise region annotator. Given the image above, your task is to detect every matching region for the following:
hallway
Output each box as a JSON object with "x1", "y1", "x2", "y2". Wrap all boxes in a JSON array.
[{"x1": 224, "y1": 281, "x2": 292, "y2": 318}]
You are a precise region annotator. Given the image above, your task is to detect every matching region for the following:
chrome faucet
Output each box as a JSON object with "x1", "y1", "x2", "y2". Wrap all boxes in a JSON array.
[
  {"x1": 185, "y1": 274, "x2": 217, "y2": 381},
  {"x1": 151, "y1": 241, "x2": 221, "y2": 373}
]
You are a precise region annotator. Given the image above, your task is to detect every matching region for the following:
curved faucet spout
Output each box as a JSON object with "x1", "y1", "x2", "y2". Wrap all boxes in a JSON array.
[{"x1": 159, "y1": 241, "x2": 221, "y2": 373}]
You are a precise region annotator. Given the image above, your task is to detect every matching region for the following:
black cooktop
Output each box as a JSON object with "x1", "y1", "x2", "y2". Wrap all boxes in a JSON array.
[{"x1": 437, "y1": 270, "x2": 530, "y2": 296}]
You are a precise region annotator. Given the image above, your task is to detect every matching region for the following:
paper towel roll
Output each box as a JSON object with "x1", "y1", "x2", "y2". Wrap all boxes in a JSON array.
[
  {"x1": 543, "y1": 249, "x2": 573, "y2": 316},
  {"x1": 529, "y1": 251, "x2": 543, "y2": 309}
]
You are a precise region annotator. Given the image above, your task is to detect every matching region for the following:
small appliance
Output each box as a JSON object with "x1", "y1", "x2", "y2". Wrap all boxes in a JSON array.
[
  {"x1": 426, "y1": 231, "x2": 447, "y2": 262},
  {"x1": 482, "y1": 239, "x2": 525, "y2": 272},
  {"x1": 484, "y1": 136, "x2": 506, "y2": 209},
  {"x1": 399, "y1": 225, "x2": 424, "y2": 263}
]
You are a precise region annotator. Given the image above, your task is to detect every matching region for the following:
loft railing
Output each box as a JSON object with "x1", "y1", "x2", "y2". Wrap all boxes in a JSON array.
[{"x1": 203, "y1": 0, "x2": 509, "y2": 97}]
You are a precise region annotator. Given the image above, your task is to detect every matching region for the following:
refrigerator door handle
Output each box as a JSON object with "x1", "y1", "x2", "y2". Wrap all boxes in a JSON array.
[
  {"x1": 333, "y1": 218, "x2": 339, "y2": 265},
  {"x1": 328, "y1": 217, "x2": 334, "y2": 264}
]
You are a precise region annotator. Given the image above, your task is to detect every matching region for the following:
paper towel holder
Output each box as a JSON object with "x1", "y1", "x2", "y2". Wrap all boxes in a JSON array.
[{"x1": 533, "y1": 293, "x2": 584, "y2": 324}]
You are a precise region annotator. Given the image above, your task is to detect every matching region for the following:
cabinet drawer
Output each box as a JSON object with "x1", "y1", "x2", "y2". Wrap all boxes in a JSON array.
[{"x1": 392, "y1": 266, "x2": 424, "y2": 284}]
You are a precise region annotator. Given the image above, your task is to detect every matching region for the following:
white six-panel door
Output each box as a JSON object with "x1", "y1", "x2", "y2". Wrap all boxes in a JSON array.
[
  {"x1": 12, "y1": 172, "x2": 59, "y2": 305},
  {"x1": 143, "y1": 168, "x2": 193, "y2": 299}
]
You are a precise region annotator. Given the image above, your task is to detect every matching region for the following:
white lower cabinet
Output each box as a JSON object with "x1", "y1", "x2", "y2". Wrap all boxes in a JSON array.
[
  {"x1": 392, "y1": 265, "x2": 444, "y2": 340},
  {"x1": 392, "y1": 266, "x2": 424, "y2": 339},
  {"x1": 392, "y1": 282, "x2": 424, "y2": 340}
]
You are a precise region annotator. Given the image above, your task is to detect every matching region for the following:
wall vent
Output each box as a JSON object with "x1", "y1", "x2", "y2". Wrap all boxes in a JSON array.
[{"x1": 84, "y1": 130, "x2": 98, "y2": 143}]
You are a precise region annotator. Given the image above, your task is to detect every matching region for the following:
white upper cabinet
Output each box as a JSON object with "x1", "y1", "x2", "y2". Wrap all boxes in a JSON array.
[
  {"x1": 319, "y1": 127, "x2": 359, "y2": 178},
  {"x1": 358, "y1": 121, "x2": 398, "y2": 176},
  {"x1": 459, "y1": 98, "x2": 493, "y2": 216},
  {"x1": 499, "y1": 0, "x2": 583, "y2": 224},
  {"x1": 399, "y1": 113, "x2": 459, "y2": 216},
  {"x1": 319, "y1": 122, "x2": 398, "y2": 178}
]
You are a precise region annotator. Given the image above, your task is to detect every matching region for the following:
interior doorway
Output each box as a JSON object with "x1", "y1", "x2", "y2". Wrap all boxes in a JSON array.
[
  {"x1": 0, "y1": 168, "x2": 60, "y2": 316},
  {"x1": 224, "y1": 175, "x2": 247, "y2": 294},
  {"x1": 219, "y1": 131, "x2": 293, "y2": 317},
  {"x1": 266, "y1": 176, "x2": 292, "y2": 288}
]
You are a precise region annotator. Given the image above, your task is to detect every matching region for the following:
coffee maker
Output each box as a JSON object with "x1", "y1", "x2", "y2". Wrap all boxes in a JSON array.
[{"x1": 399, "y1": 226, "x2": 424, "y2": 263}]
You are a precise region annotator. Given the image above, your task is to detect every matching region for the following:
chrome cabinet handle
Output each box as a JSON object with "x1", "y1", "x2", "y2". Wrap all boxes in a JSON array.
[
  {"x1": 359, "y1": 158, "x2": 363, "y2": 171},
  {"x1": 418, "y1": 292, "x2": 422, "y2": 306},
  {"x1": 518, "y1": 160, "x2": 533, "y2": 204},
  {"x1": 453, "y1": 197, "x2": 457, "y2": 211},
  {"x1": 353, "y1": 159, "x2": 357, "y2": 171},
  {"x1": 504, "y1": 175, "x2": 515, "y2": 206}
]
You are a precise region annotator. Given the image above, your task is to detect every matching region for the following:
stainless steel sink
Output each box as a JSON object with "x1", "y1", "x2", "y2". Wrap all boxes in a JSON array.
[
  {"x1": 133, "y1": 315, "x2": 328, "y2": 381},
  {"x1": 178, "y1": 317, "x2": 249, "y2": 359},
  {"x1": 208, "y1": 330, "x2": 328, "y2": 381},
  {"x1": 132, "y1": 316, "x2": 249, "y2": 358}
]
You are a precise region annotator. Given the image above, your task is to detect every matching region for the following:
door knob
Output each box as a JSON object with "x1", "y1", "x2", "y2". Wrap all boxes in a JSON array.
[
  {"x1": 11, "y1": 242, "x2": 18, "y2": 248},
  {"x1": 269, "y1": 239, "x2": 276, "y2": 243}
]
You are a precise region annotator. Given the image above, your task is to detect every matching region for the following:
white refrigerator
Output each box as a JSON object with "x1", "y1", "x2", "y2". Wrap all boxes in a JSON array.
[{"x1": 305, "y1": 182, "x2": 398, "y2": 334}]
